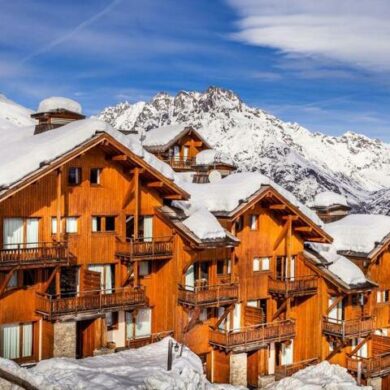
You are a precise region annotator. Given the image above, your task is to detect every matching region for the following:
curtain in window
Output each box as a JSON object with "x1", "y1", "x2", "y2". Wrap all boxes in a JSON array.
[
  {"x1": 22, "y1": 323, "x2": 32, "y2": 357},
  {"x1": 143, "y1": 217, "x2": 153, "y2": 242},
  {"x1": 92, "y1": 217, "x2": 98, "y2": 232},
  {"x1": 105, "y1": 265, "x2": 113, "y2": 294},
  {"x1": 126, "y1": 312, "x2": 134, "y2": 339},
  {"x1": 185, "y1": 265, "x2": 195, "y2": 291},
  {"x1": 26, "y1": 219, "x2": 39, "y2": 248},
  {"x1": 66, "y1": 218, "x2": 78, "y2": 233},
  {"x1": 281, "y1": 340, "x2": 294, "y2": 365},
  {"x1": 3, "y1": 218, "x2": 24, "y2": 249},
  {"x1": 2, "y1": 324, "x2": 20, "y2": 359},
  {"x1": 51, "y1": 217, "x2": 58, "y2": 235},
  {"x1": 135, "y1": 308, "x2": 151, "y2": 338}
]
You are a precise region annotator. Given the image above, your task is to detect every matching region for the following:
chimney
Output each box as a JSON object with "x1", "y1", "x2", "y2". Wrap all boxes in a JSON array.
[
  {"x1": 310, "y1": 191, "x2": 351, "y2": 223},
  {"x1": 31, "y1": 97, "x2": 85, "y2": 135}
]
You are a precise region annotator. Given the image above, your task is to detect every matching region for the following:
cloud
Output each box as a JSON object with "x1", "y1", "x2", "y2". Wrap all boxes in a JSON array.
[{"x1": 226, "y1": 0, "x2": 390, "y2": 72}]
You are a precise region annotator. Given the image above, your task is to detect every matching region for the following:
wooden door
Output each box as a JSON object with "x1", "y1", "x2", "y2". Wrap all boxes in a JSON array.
[
  {"x1": 382, "y1": 375, "x2": 390, "y2": 390},
  {"x1": 76, "y1": 319, "x2": 95, "y2": 358},
  {"x1": 247, "y1": 351, "x2": 258, "y2": 388}
]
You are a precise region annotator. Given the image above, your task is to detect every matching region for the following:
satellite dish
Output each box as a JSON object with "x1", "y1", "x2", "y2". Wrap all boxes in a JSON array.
[{"x1": 209, "y1": 170, "x2": 222, "y2": 183}]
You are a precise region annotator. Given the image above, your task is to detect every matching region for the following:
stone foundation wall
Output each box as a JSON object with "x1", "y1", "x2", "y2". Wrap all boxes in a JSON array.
[
  {"x1": 53, "y1": 321, "x2": 76, "y2": 358},
  {"x1": 230, "y1": 352, "x2": 247, "y2": 387}
]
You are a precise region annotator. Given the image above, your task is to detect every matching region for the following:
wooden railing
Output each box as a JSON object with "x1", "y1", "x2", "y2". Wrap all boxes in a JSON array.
[
  {"x1": 116, "y1": 236, "x2": 174, "y2": 261},
  {"x1": 36, "y1": 287, "x2": 147, "y2": 320},
  {"x1": 178, "y1": 283, "x2": 239, "y2": 306},
  {"x1": 322, "y1": 316, "x2": 374, "y2": 339},
  {"x1": 275, "y1": 358, "x2": 319, "y2": 380},
  {"x1": 347, "y1": 352, "x2": 390, "y2": 377},
  {"x1": 209, "y1": 320, "x2": 295, "y2": 351},
  {"x1": 268, "y1": 276, "x2": 318, "y2": 297},
  {"x1": 0, "y1": 242, "x2": 71, "y2": 268},
  {"x1": 162, "y1": 157, "x2": 194, "y2": 170},
  {"x1": 125, "y1": 330, "x2": 174, "y2": 349}
]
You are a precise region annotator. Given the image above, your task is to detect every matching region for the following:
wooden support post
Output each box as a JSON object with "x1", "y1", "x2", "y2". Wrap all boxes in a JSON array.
[
  {"x1": 272, "y1": 298, "x2": 289, "y2": 321},
  {"x1": 0, "y1": 268, "x2": 18, "y2": 296},
  {"x1": 134, "y1": 262, "x2": 139, "y2": 288},
  {"x1": 55, "y1": 268, "x2": 61, "y2": 295},
  {"x1": 56, "y1": 168, "x2": 62, "y2": 241},
  {"x1": 286, "y1": 216, "x2": 292, "y2": 279},
  {"x1": 214, "y1": 304, "x2": 234, "y2": 329},
  {"x1": 134, "y1": 168, "x2": 140, "y2": 239},
  {"x1": 349, "y1": 334, "x2": 371, "y2": 357},
  {"x1": 273, "y1": 220, "x2": 289, "y2": 252},
  {"x1": 42, "y1": 266, "x2": 60, "y2": 293},
  {"x1": 184, "y1": 307, "x2": 201, "y2": 333},
  {"x1": 326, "y1": 295, "x2": 344, "y2": 316}
]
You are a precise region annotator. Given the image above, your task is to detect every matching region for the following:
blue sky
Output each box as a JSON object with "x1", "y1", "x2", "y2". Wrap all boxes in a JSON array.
[{"x1": 0, "y1": 0, "x2": 389, "y2": 141}]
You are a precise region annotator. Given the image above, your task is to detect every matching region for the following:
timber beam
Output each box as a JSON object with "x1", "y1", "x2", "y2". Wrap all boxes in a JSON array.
[{"x1": 111, "y1": 154, "x2": 128, "y2": 161}]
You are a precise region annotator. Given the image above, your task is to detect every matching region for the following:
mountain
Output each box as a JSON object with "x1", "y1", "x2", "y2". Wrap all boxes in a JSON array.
[
  {"x1": 99, "y1": 87, "x2": 390, "y2": 215},
  {"x1": 0, "y1": 94, "x2": 34, "y2": 129}
]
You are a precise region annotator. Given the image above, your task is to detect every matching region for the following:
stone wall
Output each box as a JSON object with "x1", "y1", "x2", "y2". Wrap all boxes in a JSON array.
[
  {"x1": 230, "y1": 352, "x2": 247, "y2": 387},
  {"x1": 53, "y1": 321, "x2": 76, "y2": 358}
]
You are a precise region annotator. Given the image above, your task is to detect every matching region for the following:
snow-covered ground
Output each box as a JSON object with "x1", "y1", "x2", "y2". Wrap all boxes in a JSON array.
[{"x1": 0, "y1": 338, "x2": 239, "y2": 390}]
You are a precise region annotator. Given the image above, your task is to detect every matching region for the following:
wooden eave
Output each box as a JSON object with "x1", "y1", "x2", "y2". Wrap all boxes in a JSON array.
[
  {"x1": 0, "y1": 132, "x2": 189, "y2": 204},
  {"x1": 216, "y1": 186, "x2": 332, "y2": 244},
  {"x1": 144, "y1": 126, "x2": 212, "y2": 153}
]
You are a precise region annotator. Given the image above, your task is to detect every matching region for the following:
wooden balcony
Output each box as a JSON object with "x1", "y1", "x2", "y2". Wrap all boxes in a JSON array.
[
  {"x1": 162, "y1": 157, "x2": 194, "y2": 171},
  {"x1": 268, "y1": 276, "x2": 318, "y2": 298},
  {"x1": 322, "y1": 316, "x2": 374, "y2": 339},
  {"x1": 0, "y1": 242, "x2": 72, "y2": 270},
  {"x1": 178, "y1": 283, "x2": 239, "y2": 307},
  {"x1": 347, "y1": 353, "x2": 390, "y2": 378},
  {"x1": 275, "y1": 358, "x2": 319, "y2": 380},
  {"x1": 124, "y1": 330, "x2": 174, "y2": 350},
  {"x1": 209, "y1": 320, "x2": 295, "y2": 352},
  {"x1": 36, "y1": 287, "x2": 147, "y2": 320},
  {"x1": 116, "y1": 236, "x2": 174, "y2": 262}
]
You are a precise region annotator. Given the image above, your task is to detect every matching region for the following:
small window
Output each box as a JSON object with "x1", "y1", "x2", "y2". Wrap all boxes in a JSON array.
[
  {"x1": 90, "y1": 168, "x2": 101, "y2": 185},
  {"x1": 139, "y1": 261, "x2": 151, "y2": 276},
  {"x1": 217, "y1": 259, "x2": 231, "y2": 275},
  {"x1": 250, "y1": 215, "x2": 258, "y2": 230},
  {"x1": 253, "y1": 258, "x2": 261, "y2": 272},
  {"x1": 66, "y1": 217, "x2": 78, "y2": 234},
  {"x1": 51, "y1": 217, "x2": 58, "y2": 234},
  {"x1": 92, "y1": 216, "x2": 102, "y2": 232},
  {"x1": 253, "y1": 257, "x2": 270, "y2": 272},
  {"x1": 106, "y1": 312, "x2": 119, "y2": 330},
  {"x1": 7, "y1": 272, "x2": 18, "y2": 289},
  {"x1": 68, "y1": 167, "x2": 82, "y2": 185},
  {"x1": 235, "y1": 216, "x2": 244, "y2": 232},
  {"x1": 105, "y1": 216, "x2": 115, "y2": 232}
]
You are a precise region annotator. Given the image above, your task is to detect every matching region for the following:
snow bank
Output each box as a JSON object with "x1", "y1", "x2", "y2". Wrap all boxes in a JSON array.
[
  {"x1": 312, "y1": 191, "x2": 349, "y2": 208},
  {"x1": 266, "y1": 361, "x2": 371, "y2": 390},
  {"x1": 0, "y1": 338, "x2": 239, "y2": 390},
  {"x1": 175, "y1": 172, "x2": 324, "y2": 227},
  {"x1": 325, "y1": 214, "x2": 390, "y2": 254},
  {"x1": 195, "y1": 149, "x2": 233, "y2": 166},
  {"x1": 0, "y1": 118, "x2": 176, "y2": 189},
  {"x1": 37, "y1": 97, "x2": 82, "y2": 114},
  {"x1": 143, "y1": 124, "x2": 188, "y2": 147}
]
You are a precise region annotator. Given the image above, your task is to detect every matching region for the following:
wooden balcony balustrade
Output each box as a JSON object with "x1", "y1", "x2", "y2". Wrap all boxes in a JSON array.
[
  {"x1": 0, "y1": 242, "x2": 72, "y2": 270},
  {"x1": 116, "y1": 236, "x2": 174, "y2": 261},
  {"x1": 178, "y1": 283, "x2": 239, "y2": 307},
  {"x1": 347, "y1": 353, "x2": 390, "y2": 378},
  {"x1": 275, "y1": 358, "x2": 319, "y2": 380},
  {"x1": 36, "y1": 287, "x2": 147, "y2": 320},
  {"x1": 124, "y1": 330, "x2": 174, "y2": 349},
  {"x1": 268, "y1": 276, "x2": 318, "y2": 297},
  {"x1": 322, "y1": 316, "x2": 374, "y2": 339},
  {"x1": 209, "y1": 320, "x2": 295, "y2": 352},
  {"x1": 162, "y1": 157, "x2": 194, "y2": 170}
]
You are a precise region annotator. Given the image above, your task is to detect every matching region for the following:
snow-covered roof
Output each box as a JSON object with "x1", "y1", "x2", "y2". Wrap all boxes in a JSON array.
[
  {"x1": 0, "y1": 119, "x2": 177, "y2": 193},
  {"x1": 325, "y1": 214, "x2": 390, "y2": 255},
  {"x1": 194, "y1": 149, "x2": 234, "y2": 167},
  {"x1": 37, "y1": 96, "x2": 83, "y2": 115},
  {"x1": 312, "y1": 191, "x2": 349, "y2": 208},
  {"x1": 174, "y1": 172, "x2": 324, "y2": 227}
]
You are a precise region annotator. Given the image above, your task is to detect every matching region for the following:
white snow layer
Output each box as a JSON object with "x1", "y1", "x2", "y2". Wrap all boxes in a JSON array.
[
  {"x1": 312, "y1": 191, "x2": 349, "y2": 208},
  {"x1": 37, "y1": 97, "x2": 82, "y2": 114},
  {"x1": 0, "y1": 94, "x2": 34, "y2": 127},
  {"x1": 267, "y1": 361, "x2": 371, "y2": 390},
  {"x1": 195, "y1": 149, "x2": 233, "y2": 166},
  {"x1": 143, "y1": 124, "x2": 189, "y2": 147},
  {"x1": 0, "y1": 338, "x2": 239, "y2": 390},
  {"x1": 0, "y1": 118, "x2": 176, "y2": 189},
  {"x1": 175, "y1": 172, "x2": 324, "y2": 227},
  {"x1": 325, "y1": 214, "x2": 390, "y2": 254}
]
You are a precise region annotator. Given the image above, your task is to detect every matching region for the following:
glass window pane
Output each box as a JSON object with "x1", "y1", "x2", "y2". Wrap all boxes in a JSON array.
[{"x1": 2, "y1": 324, "x2": 20, "y2": 359}]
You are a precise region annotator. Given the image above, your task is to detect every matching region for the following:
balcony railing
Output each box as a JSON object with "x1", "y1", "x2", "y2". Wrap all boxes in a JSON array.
[
  {"x1": 268, "y1": 276, "x2": 318, "y2": 297},
  {"x1": 347, "y1": 353, "x2": 390, "y2": 378},
  {"x1": 116, "y1": 236, "x2": 174, "y2": 261},
  {"x1": 209, "y1": 320, "x2": 295, "y2": 352},
  {"x1": 275, "y1": 358, "x2": 319, "y2": 380},
  {"x1": 36, "y1": 287, "x2": 147, "y2": 320},
  {"x1": 322, "y1": 316, "x2": 374, "y2": 339},
  {"x1": 124, "y1": 330, "x2": 174, "y2": 349},
  {"x1": 178, "y1": 283, "x2": 239, "y2": 307},
  {"x1": 0, "y1": 242, "x2": 71, "y2": 269},
  {"x1": 162, "y1": 157, "x2": 194, "y2": 170}
]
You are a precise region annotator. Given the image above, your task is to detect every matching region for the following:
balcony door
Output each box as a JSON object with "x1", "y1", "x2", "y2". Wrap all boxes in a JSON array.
[
  {"x1": 3, "y1": 218, "x2": 39, "y2": 249},
  {"x1": 328, "y1": 297, "x2": 343, "y2": 322},
  {"x1": 126, "y1": 308, "x2": 152, "y2": 339},
  {"x1": 173, "y1": 145, "x2": 180, "y2": 160},
  {"x1": 88, "y1": 264, "x2": 114, "y2": 294},
  {"x1": 276, "y1": 256, "x2": 295, "y2": 280},
  {"x1": 352, "y1": 338, "x2": 368, "y2": 358},
  {"x1": 142, "y1": 216, "x2": 153, "y2": 242},
  {"x1": 125, "y1": 215, "x2": 153, "y2": 242},
  {"x1": 281, "y1": 341, "x2": 294, "y2": 365},
  {"x1": 183, "y1": 146, "x2": 189, "y2": 160}
]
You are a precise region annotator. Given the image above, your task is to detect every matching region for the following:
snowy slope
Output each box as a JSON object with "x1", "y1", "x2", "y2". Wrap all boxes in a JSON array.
[
  {"x1": 0, "y1": 94, "x2": 34, "y2": 128},
  {"x1": 99, "y1": 87, "x2": 390, "y2": 214}
]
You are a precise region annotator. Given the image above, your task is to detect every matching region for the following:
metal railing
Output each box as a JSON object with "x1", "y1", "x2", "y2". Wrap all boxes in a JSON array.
[
  {"x1": 322, "y1": 316, "x2": 374, "y2": 339},
  {"x1": 0, "y1": 242, "x2": 71, "y2": 267},
  {"x1": 275, "y1": 358, "x2": 319, "y2": 380},
  {"x1": 178, "y1": 283, "x2": 239, "y2": 306},
  {"x1": 268, "y1": 276, "x2": 318, "y2": 296},
  {"x1": 36, "y1": 287, "x2": 147, "y2": 320},
  {"x1": 209, "y1": 320, "x2": 295, "y2": 351}
]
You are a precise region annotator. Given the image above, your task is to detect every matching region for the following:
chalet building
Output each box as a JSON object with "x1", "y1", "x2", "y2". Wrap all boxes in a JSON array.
[{"x1": 310, "y1": 191, "x2": 351, "y2": 223}]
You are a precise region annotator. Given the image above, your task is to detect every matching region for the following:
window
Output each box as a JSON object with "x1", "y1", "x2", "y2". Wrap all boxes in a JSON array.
[
  {"x1": 253, "y1": 257, "x2": 270, "y2": 272},
  {"x1": 92, "y1": 216, "x2": 102, "y2": 232},
  {"x1": 139, "y1": 261, "x2": 151, "y2": 277},
  {"x1": 377, "y1": 290, "x2": 390, "y2": 304},
  {"x1": 7, "y1": 272, "x2": 18, "y2": 289},
  {"x1": 235, "y1": 216, "x2": 244, "y2": 232},
  {"x1": 106, "y1": 312, "x2": 118, "y2": 330},
  {"x1": 126, "y1": 308, "x2": 152, "y2": 340},
  {"x1": 217, "y1": 259, "x2": 231, "y2": 275},
  {"x1": 92, "y1": 216, "x2": 115, "y2": 233},
  {"x1": 250, "y1": 214, "x2": 258, "y2": 230},
  {"x1": 105, "y1": 216, "x2": 115, "y2": 232},
  {"x1": 0, "y1": 323, "x2": 33, "y2": 360},
  {"x1": 90, "y1": 168, "x2": 102, "y2": 185},
  {"x1": 51, "y1": 217, "x2": 58, "y2": 234},
  {"x1": 66, "y1": 217, "x2": 78, "y2": 234},
  {"x1": 68, "y1": 167, "x2": 82, "y2": 185}
]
